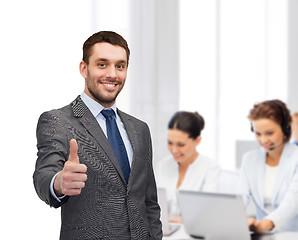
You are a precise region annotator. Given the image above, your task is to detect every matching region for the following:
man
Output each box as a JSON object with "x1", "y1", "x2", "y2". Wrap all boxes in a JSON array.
[{"x1": 33, "y1": 31, "x2": 162, "y2": 239}]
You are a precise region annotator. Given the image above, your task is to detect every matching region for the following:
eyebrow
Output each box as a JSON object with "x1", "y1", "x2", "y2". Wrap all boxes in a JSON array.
[
  {"x1": 117, "y1": 60, "x2": 127, "y2": 64},
  {"x1": 255, "y1": 129, "x2": 275, "y2": 133},
  {"x1": 94, "y1": 58, "x2": 108, "y2": 63},
  {"x1": 94, "y1": 58, "x2": 127, "y2": 64}
]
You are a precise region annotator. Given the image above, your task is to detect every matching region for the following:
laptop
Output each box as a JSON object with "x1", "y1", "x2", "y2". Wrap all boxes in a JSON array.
[
  {"x1": 177, "y1": 190, "x2": 274, "y2": 240},
  {"x1": 157, "y1": 187, "x2": 181, "y2": 236}
]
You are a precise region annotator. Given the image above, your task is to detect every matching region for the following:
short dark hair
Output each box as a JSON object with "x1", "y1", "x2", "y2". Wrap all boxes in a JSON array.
[
  {"x1": 248, "y1": 99, "x2": 292, "y2": 142},
  {"x1": 82, "y1": 31, "x2": 130, "y2": 65},
  {"x1": 168, "y1": 111, "x2": 205, "y2": 139}
]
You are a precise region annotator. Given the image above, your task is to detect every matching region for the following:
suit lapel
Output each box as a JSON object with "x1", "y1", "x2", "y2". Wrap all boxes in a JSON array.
[
  {"x1": 255, "y1": 151, "x2": 266, "y2": 208},
  {"x1": 117, "y1": 109, "x2": 141, "y2": 187},
  {"x1": 271, "y1": 144, "x2": 291, "y2": 204},
  {"x1": 71, "y1": 96, "x2": 126, "y2": 183}
]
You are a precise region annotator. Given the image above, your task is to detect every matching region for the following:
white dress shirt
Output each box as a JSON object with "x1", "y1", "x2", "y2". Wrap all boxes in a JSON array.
[{"x1": 155, "y1": 154, "x2": 221, "y2": 217}]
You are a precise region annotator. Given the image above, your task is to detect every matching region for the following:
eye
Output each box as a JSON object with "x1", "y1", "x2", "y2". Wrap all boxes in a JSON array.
[
  {"x1": 98, "y1": 63, "x2": 106, "y2": 68},
  {"x1": 178, "y1": 143, "x2": 185, "y2": 147},
  {"x1": 116, "y1": 64, "x2": 126, "y2": 70}
]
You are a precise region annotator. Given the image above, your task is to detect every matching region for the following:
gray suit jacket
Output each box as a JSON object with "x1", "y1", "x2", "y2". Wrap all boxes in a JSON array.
[{"x1": 33, "y1": 96, "x2": 162, "y2": 240}]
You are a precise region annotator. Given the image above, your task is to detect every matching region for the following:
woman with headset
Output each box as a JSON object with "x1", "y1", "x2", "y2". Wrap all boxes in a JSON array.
[{"x1": 237, "y1": 100, "x2": 298, "y2": 233}]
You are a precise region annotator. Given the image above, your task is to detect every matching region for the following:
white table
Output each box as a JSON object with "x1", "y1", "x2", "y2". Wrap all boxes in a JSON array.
[
  {"x1": 163, "y1": 225, "x2": 298, "y2": 240},
  {"x1": 163, "y1": 225, "x2": 193, "y2": 240}
]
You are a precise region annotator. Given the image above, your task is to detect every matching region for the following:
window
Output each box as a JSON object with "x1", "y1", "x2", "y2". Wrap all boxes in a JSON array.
[{"x1": 179, "y1": 0, "x2": 288, "y2": 169}]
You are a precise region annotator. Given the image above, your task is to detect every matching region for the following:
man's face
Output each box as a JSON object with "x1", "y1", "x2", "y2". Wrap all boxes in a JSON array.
[{"x1": 80, "y1": 42, "x2": 128, "y2": 107}]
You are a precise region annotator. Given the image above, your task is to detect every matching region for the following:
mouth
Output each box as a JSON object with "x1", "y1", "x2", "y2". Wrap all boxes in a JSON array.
[
  {"x1": 262, "y1": 144, "x2": 274, "y2": 149},
  {"x1": 173, "y1": 154, "x2": 183, "y2": 159},
  {"x1": 101, "y1": 81, "x2": 118, "y2": 90}
]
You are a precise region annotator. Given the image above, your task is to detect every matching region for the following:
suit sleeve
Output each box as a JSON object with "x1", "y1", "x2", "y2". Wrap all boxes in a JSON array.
[
  {"x1": 144, "y1": 127, "x2": 163, "y2": 239},
  {"x1": 33, "y1": 110, "x2": 70, "y2": 208}
]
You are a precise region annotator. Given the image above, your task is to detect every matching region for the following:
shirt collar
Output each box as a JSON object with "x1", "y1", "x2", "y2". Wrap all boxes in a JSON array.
[{"x1": 80, "y1": 92, "x2": 117, "y2": 118}]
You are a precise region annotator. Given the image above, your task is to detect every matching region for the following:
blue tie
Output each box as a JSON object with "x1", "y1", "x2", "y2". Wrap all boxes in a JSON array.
[{"x1": 101, "y1": 109, "x2": 130, "y2": 183}]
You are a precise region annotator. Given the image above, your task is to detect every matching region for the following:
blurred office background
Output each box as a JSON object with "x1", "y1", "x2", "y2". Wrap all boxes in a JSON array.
[{"x1": 1, "y1": 0, "x2": 298, "y2": 239}]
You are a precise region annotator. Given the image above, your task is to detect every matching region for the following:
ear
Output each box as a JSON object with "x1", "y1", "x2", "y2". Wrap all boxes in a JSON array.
[
  {"x1": 195, "y1": 136, "x2": 202, "y2": 146},
  {"x1": 79, "y1": 61, "x2": 88, "y2": 79}
]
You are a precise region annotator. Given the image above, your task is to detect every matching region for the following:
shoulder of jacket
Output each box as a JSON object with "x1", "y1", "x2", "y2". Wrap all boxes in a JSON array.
[
  {"x1": 242, "y1": 148, "x2": 263, "y2": 166},
  {"x1": 117, "y1": 109, "x2": 147, "y2": 125},
  {"x1": 283, "y1": 143, "x2": 298, "y2": 161},
  {"x1": 197, "y1": 154, "x2": 217, "y2": 167}
]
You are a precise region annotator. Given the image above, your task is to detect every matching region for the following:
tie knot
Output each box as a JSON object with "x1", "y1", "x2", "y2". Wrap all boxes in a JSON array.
[{"x1": 101, "y1": 109, "x2": 116, "y2": 119}]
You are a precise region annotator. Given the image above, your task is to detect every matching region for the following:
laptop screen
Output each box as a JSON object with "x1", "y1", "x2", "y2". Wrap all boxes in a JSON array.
[{"x1": 177, "y1": 190, "x2": 251, "y2": 240}]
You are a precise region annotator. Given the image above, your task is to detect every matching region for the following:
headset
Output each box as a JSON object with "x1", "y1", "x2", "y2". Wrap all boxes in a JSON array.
[{"x1": 250, "y1": 100, "x2": 291, "y2": 138}]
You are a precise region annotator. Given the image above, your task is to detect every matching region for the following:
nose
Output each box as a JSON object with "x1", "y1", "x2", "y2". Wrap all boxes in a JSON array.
[
  {"x1": 170, "y1": 145, "x2": 179, "y2": 154},
  {"x1": 105, "y1": 66, "x2": 117, "y2": 79},
  {"x1": 259, "y1": 135, "x2": 269, "y2": 144}
]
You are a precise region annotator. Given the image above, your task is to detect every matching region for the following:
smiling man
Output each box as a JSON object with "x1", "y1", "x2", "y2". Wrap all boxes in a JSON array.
[
  {"x1": 81, "y1": 41, "x2": 127, "y2": 107},
  {"x1": 33, "y1": 31, "x2": 162, "y2": 240}
]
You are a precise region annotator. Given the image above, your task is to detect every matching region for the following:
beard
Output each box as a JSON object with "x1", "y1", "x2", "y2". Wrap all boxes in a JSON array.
[
  {"x1": 86, "y1": 77, "x2": 124, "y2": 106},
  {"x1": 88, "y1": 84, "x2": 120, "y2": 105},
  {"x1": 84, "y1": 67, "x2": 126, "y2": 106}
]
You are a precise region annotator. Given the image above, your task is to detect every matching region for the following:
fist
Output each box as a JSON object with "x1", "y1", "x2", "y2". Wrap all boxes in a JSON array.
[{"x1": 54, "y1": 139, "x2": 87, "y2": 196}]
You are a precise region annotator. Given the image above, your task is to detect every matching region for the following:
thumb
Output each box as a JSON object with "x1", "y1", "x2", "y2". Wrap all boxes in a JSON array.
[{"x1": 68, "y1": 139, "x2": 80, "y2": 164}]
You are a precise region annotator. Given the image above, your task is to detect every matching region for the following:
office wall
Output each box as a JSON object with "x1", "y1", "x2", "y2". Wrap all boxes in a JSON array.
[
  {"x1": 0, "y1": 1, "x2": 92, "y2": 239},
  {"x1": 179, "y1": 0, "x2": 289, "y2": 169},
  {"x1": 128, "y1": 0, "x2": 180, "y2": 164}
]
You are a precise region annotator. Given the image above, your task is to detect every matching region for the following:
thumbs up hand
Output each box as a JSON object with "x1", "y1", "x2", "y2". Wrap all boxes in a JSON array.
[{"x1": 54, "y1": 139, "x2": 87, "y2": 196}]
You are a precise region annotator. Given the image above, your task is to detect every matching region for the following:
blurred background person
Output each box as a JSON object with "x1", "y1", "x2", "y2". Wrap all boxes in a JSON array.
[
  {"x1": 155, "y1": 111, "x2": 221, "y2": 223},
  {"x1": 291, "y1": 112, "x2": 298, "y2": 146},
  {"x1": 237, "y1": 100, "x2": 298, "y2": 233}
]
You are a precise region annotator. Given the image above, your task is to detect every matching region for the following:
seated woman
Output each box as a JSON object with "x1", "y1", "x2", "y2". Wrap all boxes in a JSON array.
[
  {"x1": 155, "y1": 111, "x2": 221, "y2": 223},
  {"x1": 237, "y1": 99, "x2": 298, "y2": 233}
]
